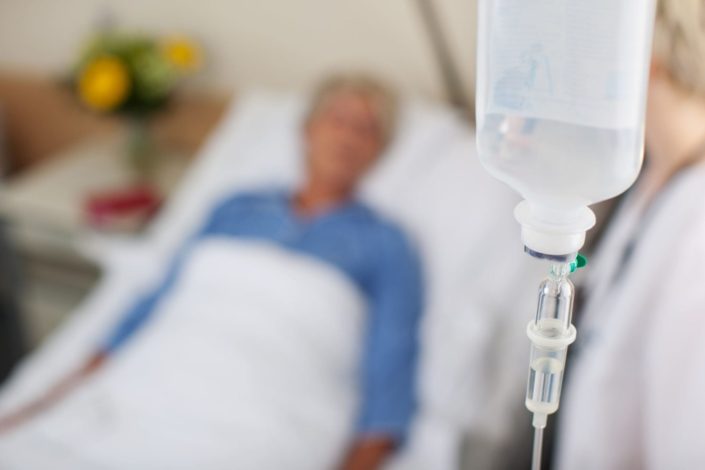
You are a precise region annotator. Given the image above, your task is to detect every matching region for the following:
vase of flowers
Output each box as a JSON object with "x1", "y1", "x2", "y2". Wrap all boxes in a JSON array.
[{"x1": 72, "y1": 31, "x2": 202, "y2": 180}]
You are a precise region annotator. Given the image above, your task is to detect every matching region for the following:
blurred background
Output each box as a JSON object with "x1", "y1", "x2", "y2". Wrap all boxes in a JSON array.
[
  {"x1": 0, "y1": 0, "x2": 476, "y2": 352},
  {"x1": 0, "y1": 0, "x2": 476, "y2": 98},
  {"x1": 0, "y1": 2, "x2": 539, "y2": 469}
]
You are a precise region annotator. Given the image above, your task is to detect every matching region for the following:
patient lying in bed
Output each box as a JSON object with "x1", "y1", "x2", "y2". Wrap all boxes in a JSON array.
[{"x1": 0, "y1": 75, "x2": 423, "y2": 470}]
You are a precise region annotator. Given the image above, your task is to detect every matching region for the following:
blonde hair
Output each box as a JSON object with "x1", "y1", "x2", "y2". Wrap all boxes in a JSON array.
[
  {"x1": 653, "y1": 0, "x2": 705, "y2": 95},
  {"x1": 306, "y1": 73, "x2": 399, "y2": 146}
]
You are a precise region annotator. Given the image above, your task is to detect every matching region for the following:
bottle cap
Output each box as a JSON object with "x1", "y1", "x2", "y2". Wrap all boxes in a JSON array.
[{"x1": 515, "y1": 201, "x2": 596, "y2": 257}]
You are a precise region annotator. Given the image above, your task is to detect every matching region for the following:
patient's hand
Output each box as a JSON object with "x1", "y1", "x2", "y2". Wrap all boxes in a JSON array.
[
  {"x1": 0, "y1": 352, "x2": 107, "y2": 435},
  {"x1": 339, "y1": 435, "x2": 397, "y2": 470}
]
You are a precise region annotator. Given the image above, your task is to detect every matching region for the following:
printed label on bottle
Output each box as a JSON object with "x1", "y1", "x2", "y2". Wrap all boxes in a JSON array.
[{"x1": 486, "y1": 0, "x2": 652, "y2": 129}]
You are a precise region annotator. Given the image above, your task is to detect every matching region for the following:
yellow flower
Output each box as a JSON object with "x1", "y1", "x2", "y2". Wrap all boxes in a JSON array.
[
  {"x1": 162, "y1": 36, "x2": 202, "y2": 72},
  {"x1": 78, "y1": 56, "x2": 130, "y2": 111}
]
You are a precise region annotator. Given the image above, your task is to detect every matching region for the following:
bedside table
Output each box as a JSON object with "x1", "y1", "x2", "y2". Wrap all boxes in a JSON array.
[{"x1": 0, "y1": 134, "x2": 193, "y2": 346}]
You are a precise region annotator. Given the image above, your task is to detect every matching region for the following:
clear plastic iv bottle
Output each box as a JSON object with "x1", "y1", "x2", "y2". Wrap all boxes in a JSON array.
[{"x1": 476, "y1": 0, "x2": 656, "y2": 256}]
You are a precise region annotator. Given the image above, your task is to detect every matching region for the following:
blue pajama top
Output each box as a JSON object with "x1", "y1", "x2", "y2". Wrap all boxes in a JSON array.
[{"x1": 100, "y1": 190, "x2": 424, "y2": 442}]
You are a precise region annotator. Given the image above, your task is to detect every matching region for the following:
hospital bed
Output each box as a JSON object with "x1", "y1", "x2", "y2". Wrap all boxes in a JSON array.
[{"x1": 0, "y1": 92, "x2": 543, "y2": 469}]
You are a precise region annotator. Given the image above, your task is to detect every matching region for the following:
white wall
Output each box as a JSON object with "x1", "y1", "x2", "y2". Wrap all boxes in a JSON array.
[{"x1": 0, "y1": 0, "x2": 476, "y2": 101}]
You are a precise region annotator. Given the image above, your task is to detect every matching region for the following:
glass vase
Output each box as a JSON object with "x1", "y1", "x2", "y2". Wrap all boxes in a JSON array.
[{"x1": 126, "y1": 116, "x2": 157, "y2": 183}]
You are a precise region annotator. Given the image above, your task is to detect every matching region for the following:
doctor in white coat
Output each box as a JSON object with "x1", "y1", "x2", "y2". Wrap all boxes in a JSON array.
[{"x1": 556, "y1": 1, "x2": 705, "y2": 469}]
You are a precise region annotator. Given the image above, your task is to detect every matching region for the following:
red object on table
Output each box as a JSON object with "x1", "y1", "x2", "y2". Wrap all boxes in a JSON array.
[{"x1": 85, "y1": 185, "x2": 162, "y2": 231}]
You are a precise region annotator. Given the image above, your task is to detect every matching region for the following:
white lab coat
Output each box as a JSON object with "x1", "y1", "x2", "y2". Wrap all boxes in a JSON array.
[{"x1": 556, "y1": 163, "x2": 705, "y2": 469}]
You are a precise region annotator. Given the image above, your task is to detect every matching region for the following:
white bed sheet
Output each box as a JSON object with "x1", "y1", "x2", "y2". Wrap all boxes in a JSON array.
[
  {"x1": 1, "y1": 240, "x2": 365, "y2": 470},
  {"x1": 1, "y1": 91, "x2": 544, "y2": 469}
]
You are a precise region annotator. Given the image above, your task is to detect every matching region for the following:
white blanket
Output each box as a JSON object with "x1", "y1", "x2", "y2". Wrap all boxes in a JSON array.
[{"x1": 0, "y1": 239, "x2": 365, "y2": 470}]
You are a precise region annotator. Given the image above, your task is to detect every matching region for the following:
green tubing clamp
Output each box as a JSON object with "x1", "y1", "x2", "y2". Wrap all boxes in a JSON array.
[{"x1": 569, "y1": 253, "x2": 588, "y2": 273}]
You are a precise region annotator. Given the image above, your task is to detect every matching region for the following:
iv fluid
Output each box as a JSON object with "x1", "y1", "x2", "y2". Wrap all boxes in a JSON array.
[
  {"x1": 478, "y1": 117, "x2": 643, "y2": 212},
  {"x1": 476, "y1": 0, "x2": 656, "y2": 213}
]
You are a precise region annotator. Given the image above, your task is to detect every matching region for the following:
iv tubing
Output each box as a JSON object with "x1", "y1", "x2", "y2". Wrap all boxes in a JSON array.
[
  {"x1": 532, "y1": 426, "x2": 544, "y2": 470},
  {"x1": 525, "y1": 257, "x2": 583, "y2": 470}
]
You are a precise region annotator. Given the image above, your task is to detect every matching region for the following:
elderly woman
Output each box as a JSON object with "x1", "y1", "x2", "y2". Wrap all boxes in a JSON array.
[
  {"x1": 556, "y1": 2, "x2": 705, "y2": 468},
  {"x1": 0, "y1": 75, "x2": 422, "y2": 470}
]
